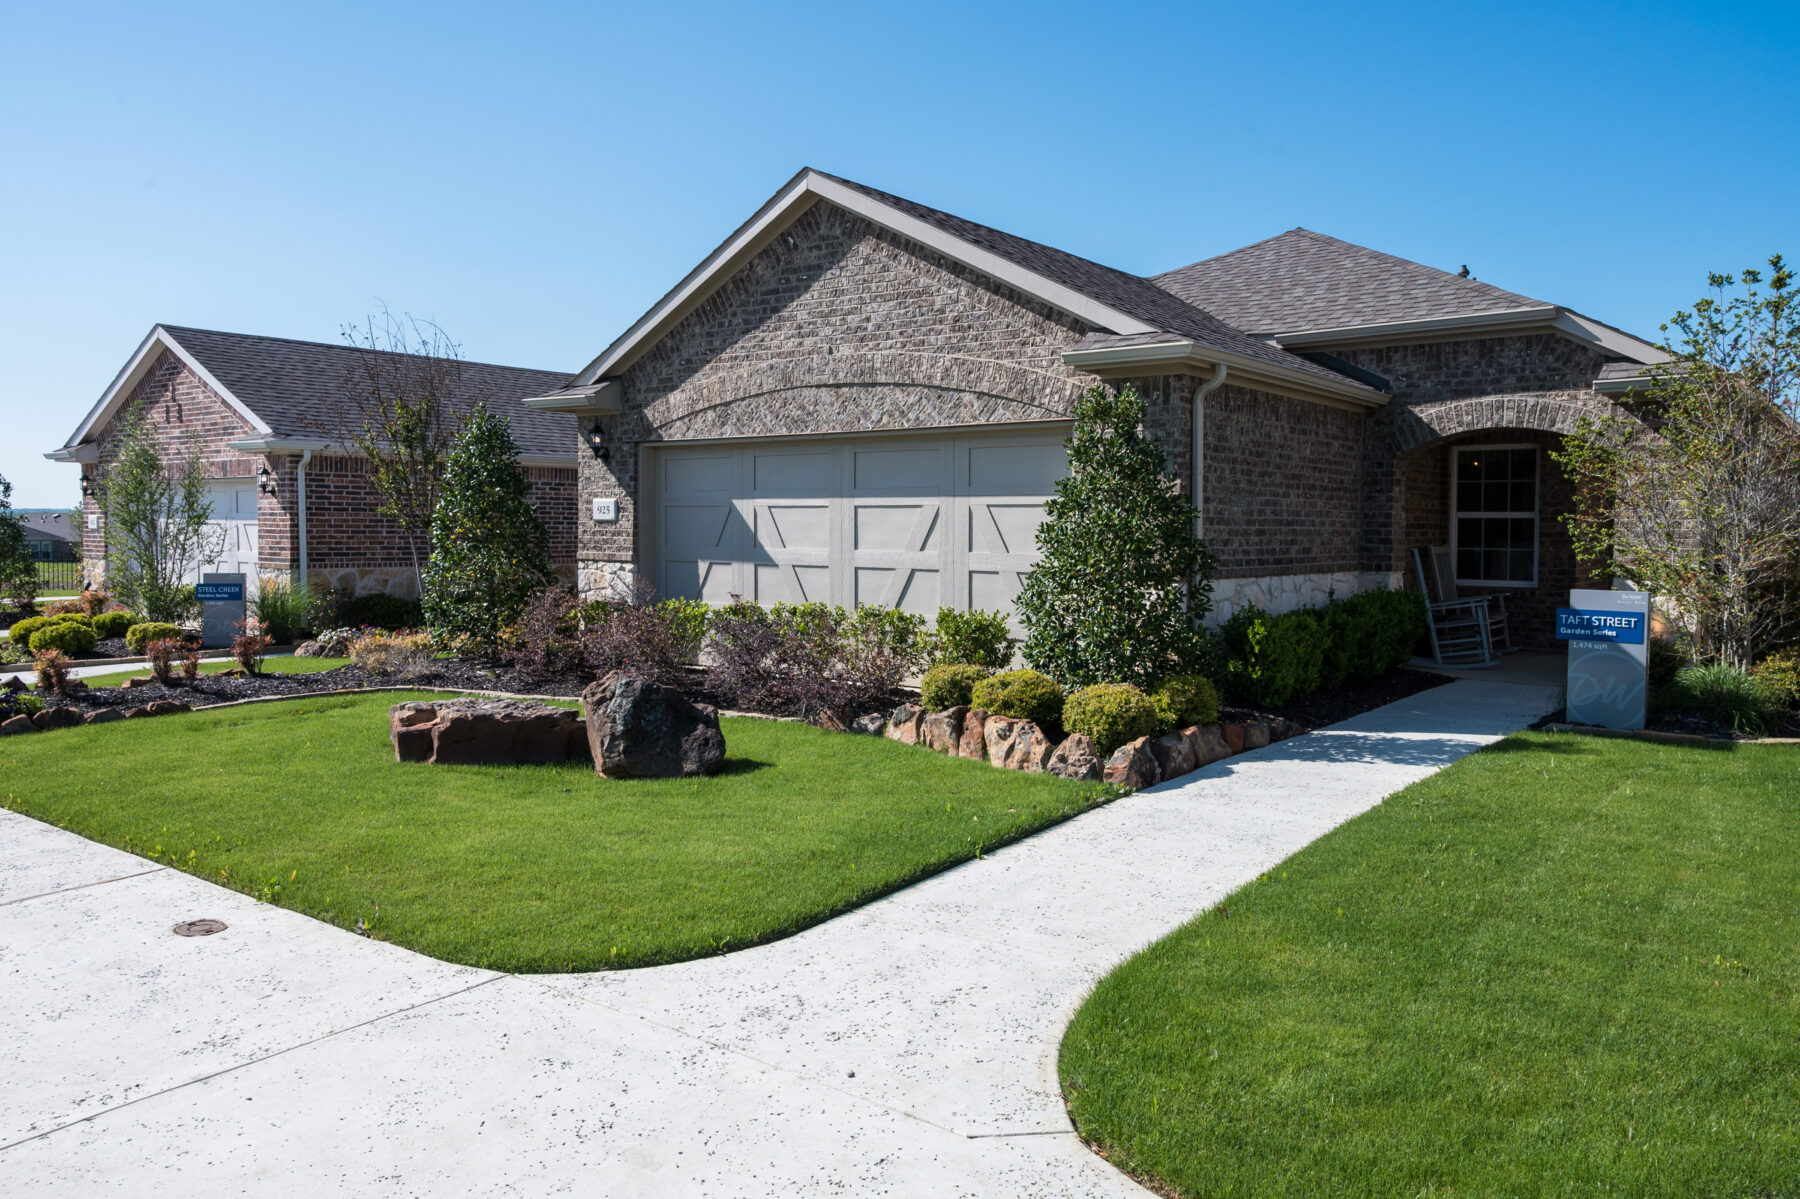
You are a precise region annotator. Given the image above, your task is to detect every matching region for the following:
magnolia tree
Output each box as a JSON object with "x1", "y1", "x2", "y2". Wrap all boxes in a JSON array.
[
  {"x1": 422, "y1": 404, "x2": 554, "y2": 650},
  {"x1": 101, "y1": 411, "x2": 224, "y2": 620},
  {"x1": 1015, "y1": 383, "x2": 1215, "y2": 689},
  {"x1": 1554, "y1": 255, "x2": 1799, "y2": 668}
]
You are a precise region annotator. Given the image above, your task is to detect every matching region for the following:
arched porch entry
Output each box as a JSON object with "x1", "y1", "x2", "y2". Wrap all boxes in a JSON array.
[{"x1": 1386, "y1": 394, "x2": 1612, "y2": 650}]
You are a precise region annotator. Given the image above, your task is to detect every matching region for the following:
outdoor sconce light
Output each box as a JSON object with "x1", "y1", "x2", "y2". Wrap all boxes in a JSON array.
[
  {"x1": 80, "y1": 476, "x2": 94, "y2": 498},
  {"x1": 586, "y1": 419, "x2": 610, "y2": 462},
  {"x1": 257, "y1": 465, "x2": 276, "y2": 495}
]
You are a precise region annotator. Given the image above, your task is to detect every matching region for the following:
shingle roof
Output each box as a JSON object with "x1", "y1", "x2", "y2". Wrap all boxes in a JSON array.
[
  {"x1": 816, "y1": 173, "x2": 1372, "y2": 391},
  {"x1": 20, "y1": 512, "x2": 79, "y2": 544},
  {"x1": 1151, "y1": 228, "x2": 1552, "y2": 336},
  {"x1": 158, "y1": 326, "x2": 577, "y2": 457}
]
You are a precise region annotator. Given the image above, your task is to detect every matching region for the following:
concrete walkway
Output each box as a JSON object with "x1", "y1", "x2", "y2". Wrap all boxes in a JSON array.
[{"x1": 0, "y1": 672, "x2": 1558, "y2": 1197}]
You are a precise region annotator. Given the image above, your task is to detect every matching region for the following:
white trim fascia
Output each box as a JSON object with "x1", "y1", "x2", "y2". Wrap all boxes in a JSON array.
[
  {"x1": 226, "y1": 437, "x2": 575, "y2": 470},
  {"x1": 570, "y1": 169, "x2": 1158, "y2": 387},
  {"x1": 520, "y1": 379, "x2": 623, "y2": 415},
  {"x1": 43, "y1": 445, "x2": 99, "y2": 463},
  {"x1": 64, "y1": 326, "x2": 272, "y2": 449},
  {"x1": 1062, "y1": 339, "x2": 1388, "y2": 410},
  {"x1": 1267, "y1": 306, "x2": 1667, "y2": 365}
]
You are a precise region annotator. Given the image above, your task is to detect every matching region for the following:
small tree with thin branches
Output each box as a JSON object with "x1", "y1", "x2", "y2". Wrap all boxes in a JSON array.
[
  {"x1": 1554, "y1": 255, "x2": 1799, "y2": 668},
  {"x1": 100, "y1": 410, "x2": 225, "y2": 620},
  {"x1": 0, "y1": 473, "x2": 36, "y2": 607}
]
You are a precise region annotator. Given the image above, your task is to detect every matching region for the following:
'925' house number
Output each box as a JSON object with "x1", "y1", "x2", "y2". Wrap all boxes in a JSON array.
[{"x1": 591, "y1": 497, "x2": 619, "y2": 523}]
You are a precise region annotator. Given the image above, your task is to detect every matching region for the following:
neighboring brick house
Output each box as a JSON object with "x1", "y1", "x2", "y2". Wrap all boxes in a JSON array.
[
  {"x1": 524, "y1": 169, "x2": 1666, "y2": 651},
  {"x1": 47, "y1": 326, "x2": 578, "y2": 600},
  {"x1": 20, "y1": 512, "x2": 81, "y2": 562}
]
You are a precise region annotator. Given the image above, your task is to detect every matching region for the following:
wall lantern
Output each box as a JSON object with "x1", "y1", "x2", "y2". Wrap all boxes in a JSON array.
[
  {"x1": 80, "y1": 476, "x2": 94, "y2": 498},
  {"x1": 585, "y1": 419, "x2": 610, "y2": 462},
  {"x1": 257, "y1": 465, "x2": 276, "y2": 495}
]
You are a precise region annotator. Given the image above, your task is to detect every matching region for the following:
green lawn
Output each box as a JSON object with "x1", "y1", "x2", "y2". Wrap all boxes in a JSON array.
[
  {"x1": 0, "y1": 692, "x2": 1108, "y2": 971},
  {"x1": 70, "y1": 654, "x2": 350, "y2": 687},
  {"x1": 1060, "y1": 731, "x2": 1799, "y2": 1197}
]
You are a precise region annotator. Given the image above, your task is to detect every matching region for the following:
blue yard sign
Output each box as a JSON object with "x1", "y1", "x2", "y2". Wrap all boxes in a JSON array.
[
  {"x1": 1555, "y1": 608, "x2": 1646, "y2": 644},
  {"x1": 1561, "y1": 589, "x2": 1650, "y2": 730},
  {"x1": 195, "y1": 582, "x2": 245, "y2": 603}
]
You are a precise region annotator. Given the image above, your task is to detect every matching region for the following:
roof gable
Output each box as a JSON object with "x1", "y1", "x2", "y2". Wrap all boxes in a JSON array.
[{"x1": 1152, "y1": 228, "x2": 1550, "y2": 336}]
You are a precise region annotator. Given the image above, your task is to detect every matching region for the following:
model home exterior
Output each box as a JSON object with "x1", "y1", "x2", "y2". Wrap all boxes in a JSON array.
[
  {"x1": 48, "y1": 326, "x2": 579, "y2": 599},
  {"x1": 524, "y1": 169, "x2": 1666, "y2": 649}
]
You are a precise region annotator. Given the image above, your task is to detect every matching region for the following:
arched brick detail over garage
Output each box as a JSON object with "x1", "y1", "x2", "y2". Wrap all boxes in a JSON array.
[{"x1": 1383, "y1": 391, "x2": 1617, "y2": 456}]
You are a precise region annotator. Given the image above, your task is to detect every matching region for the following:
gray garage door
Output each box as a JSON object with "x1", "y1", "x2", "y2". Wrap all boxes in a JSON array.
[{"x1": 648, "y1": 428, "x2": 1069, "y2": 619}]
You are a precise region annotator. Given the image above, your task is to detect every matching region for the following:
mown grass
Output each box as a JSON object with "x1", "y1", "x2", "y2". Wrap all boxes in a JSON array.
[
  {"x1": 0, "y1": 692, "x2": 1108, "y2": 972},
  {"x1": 1060, "y1": 731, "x2": 1800, "y2": 1197},
  {"x1": 71, "y1": 654, "x2": 350, "y2": 687}
]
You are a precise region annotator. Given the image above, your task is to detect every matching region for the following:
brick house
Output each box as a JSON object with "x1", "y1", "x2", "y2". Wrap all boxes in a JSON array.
[
  {"x1": 523, "y1": 169, "x2": 1666, "y2": 651},
  {"x1": 47, "y1": 326, "x2": 578, "y2": 601}
]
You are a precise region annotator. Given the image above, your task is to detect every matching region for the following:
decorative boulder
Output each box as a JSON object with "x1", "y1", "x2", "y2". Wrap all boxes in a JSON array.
[
  {"x1": 957, "y1": 708, "x2": 989, "y2": 760},
  {"x1": 1103, "y1": 736, "x2": 1161, "y2": 791},
  {"x1": 983, "y1": 715, "x2": 1021, "y2": 763},
  {"x1": 391, "y1": 698, "x2": 588, "y2": 766},
  {"x1": 922, "y1": 706, "x2": 966, "y2": 755},
  {"x1": 885, "y1": 703, "x2": 925, "y2": 745},
  {"x1": 1221, "y1": 722, "x2": 1247, "y2": 754},
  {"x1": 144, "y1": 700, "x2": 191, "y2": 717},
  {"x1": 32, "y1": 706, "x2": 84, "y2": 731},
  {"x1": 297, "y1": 635, "x2": 353, "y2": 658},
  {"x1": 582, "y1": 675, "x2": 724, "y2": 779},
  {"x1": 851, "y1": 712, "x2": 887, "y2": 736},
  {"x1": 1047, "y1": 734, "x2": 1101, "y2": 781},
  {"x1": 1243, "y1": 720, "x2": 1272, "y2": 750},
  {"x1": 0, "y1": 714, "x2": 36, "y2": 735},
  {"x1": 293, "y1": 640, "x2": 324, "y2": 657},
  {"x1": 2, "y1": 676, "x2": 24, "y2": 693},
  {"x1": 1148, "y1": 730, "x2": 1196, "y2": 780},
  {"x1": 122, "y1": 706, "x2": 153, "y2": 719},
  {"x1": 999, "y1": 720, "x2": 1057, "y2": 772},
  {"x1": 1186, "y1": 723, "x2": 1232, "y2": 768},
  {"x1": 84, "y1": 708, "x2": 125, "y2": 725}
]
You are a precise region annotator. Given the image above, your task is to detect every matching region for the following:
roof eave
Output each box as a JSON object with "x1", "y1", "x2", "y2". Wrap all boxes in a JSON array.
[
  {"x1": 224, "y1": 436, "x2": 577, "y2": 468},
  {"x1": 571, "y1": 170, "x2": 1159, "y2": 387},
  {"x1": 519, "y1": 379, "x2": 624, "y2": 416},
  {"x1": 1265, "y1": 306, "x2": 1669, "y2": 364},
  {"x1": 1063, "y1": 340, "x2": 1389, "y2": 410}
]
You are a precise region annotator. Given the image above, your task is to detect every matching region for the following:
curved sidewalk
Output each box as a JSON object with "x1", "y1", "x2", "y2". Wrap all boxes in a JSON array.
[{"x1": 0, "y1": 672, "x2": 1557, "y2": 1196}]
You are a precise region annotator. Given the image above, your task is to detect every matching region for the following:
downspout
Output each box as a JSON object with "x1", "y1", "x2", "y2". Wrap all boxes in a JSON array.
[
  {"x1": 295, "y1": 449, "x2": 313, "y2": 590},
  {"x1": 1191, "y1": 364, "x2": 1227, "y2": 538}
]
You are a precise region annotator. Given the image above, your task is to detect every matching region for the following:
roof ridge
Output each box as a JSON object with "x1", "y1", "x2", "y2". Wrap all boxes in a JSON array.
[{"x1": 158, "y1": 323, "x2": 572, "y2": 377}]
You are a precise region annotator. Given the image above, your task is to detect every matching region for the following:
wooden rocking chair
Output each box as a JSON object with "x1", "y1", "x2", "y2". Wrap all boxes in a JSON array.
[
  {"x1": 1412, "y1": 547, "x2": 1494, "y2": 667},
  {"x1": 1425, "y1": 544, "x2": 1513, "y2": 654}
]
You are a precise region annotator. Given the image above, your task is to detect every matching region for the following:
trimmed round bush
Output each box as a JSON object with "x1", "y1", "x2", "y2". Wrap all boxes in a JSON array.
[
  {"x1": 46, "y1": 612, "x2": 95, "y2": 629},
  {"x1": 29, "y1": 622, "x2": 97, "y2": 655},
  {"x1": 920, "y1": 662, "x2": 989, "y2": 710},
  {"x1": 8, "y1": 615, "x2": 54, "y2": 647},
  {"x1": 1151, "y1": 674, "x2": 1221, "y2": 729},
  {"x1": 1063, "y1": 683, "x2": 1160, "y2": 756},
  {"x1": 126, "y1": 621, "x2": 183, "y2": 653},
  {"x1": 339, "y1": 593, "x2": 424, "y2": 631},
  {"x1": 970, "y1": 668, "x2": 1065, "y2": 728},
  {"x1": 1752, "y1": 648, "x2": 1800, "y2": 710},
  {"x1": 93, "y1": 611, "x2": 136, "y2": 639}
]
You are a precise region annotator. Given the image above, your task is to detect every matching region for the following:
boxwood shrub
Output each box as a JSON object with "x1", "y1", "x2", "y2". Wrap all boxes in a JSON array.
[
  {"x1": 1221, "y1": 604, "x2": 1327, "y2": 709},
  {"x1": 929, "y1": 607, "x2": 1015, "y2": 670},
  {"x1": 970, "y1": 668, "x2": 1065, "y2": 728},
  {"x1": 29, "y1": 622, "x2": 97, "y2": 655},
  {"x1": 126, "y1": 621, "x2": 183, "y2": 653},
  {"x1": 920, "y1": 662, "x2": 989, "y2": 710},
  {"x1": 1063, "y1": 683, "x2": 1160, "y2": 756},
  {"x1": 1150, "y1": 674, "x2": 1221, "y2": 729},
  {"x1": 8, "y1": 615, "x2": 55, "y2": 647},
  {"x1": 93, "y1": 611, "x2": 137, "y2": 639}
]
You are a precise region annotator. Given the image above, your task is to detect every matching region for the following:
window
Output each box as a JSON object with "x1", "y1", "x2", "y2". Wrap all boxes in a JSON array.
[{"x1": 1453, "y1": 446, "x2": 1537, "y2": 585}]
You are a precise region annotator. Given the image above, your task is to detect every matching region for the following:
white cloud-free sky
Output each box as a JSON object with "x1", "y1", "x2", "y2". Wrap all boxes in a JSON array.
[{"x1": 3, "y1": 0, "x2": 1794, "y2": 505}]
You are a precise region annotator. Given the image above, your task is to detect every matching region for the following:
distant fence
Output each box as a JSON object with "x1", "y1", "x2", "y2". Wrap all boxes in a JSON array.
[{"x1": 32, "y1": 561, "x2": 83, "y2": 593}]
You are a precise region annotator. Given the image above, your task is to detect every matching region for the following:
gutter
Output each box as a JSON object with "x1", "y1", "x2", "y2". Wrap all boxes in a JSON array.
[
  {"x1": 1191, "y1": 364, "x2": 1227, "y2": 538},
  {"x1": 1062, "y1": 339, "x2": 1388, "y2": 409},
  {"x1": 295, "y1": 448, "x2": 313, "y2": 588}
]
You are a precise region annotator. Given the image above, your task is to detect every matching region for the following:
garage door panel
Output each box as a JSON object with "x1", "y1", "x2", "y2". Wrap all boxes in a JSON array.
[
  {"x1": 755, "y1": 562, "x2": 830, "y2": 605},
  {"x1": 962, "y1": 441, "x2": 1066, "y2": 493},
  {"x1": 663, "y1": 451, "x2": 737, "y2": 495},
  {"x1": 757, "y1": 503, "x2": 830, "y2": 552},
  {"x1": 664, "y1": 558, "x2": 738, "y2": 605},
  {"x1": 753, "y1": 449, "x2": 833, "y2": 494},
  {"x1": 971, "y1": 502, "x2": 1050, "y2": 555},
  {"x1": 664, "y1": 504, "x2": 732, "y2": 550},
  {"x1": 853, "y1": 446, "x2": 944, "y2": 495}
]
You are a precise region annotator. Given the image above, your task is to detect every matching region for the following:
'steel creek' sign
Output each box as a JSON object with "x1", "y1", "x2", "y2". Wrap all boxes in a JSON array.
[
  {"x1": 195, "y1": 582, "x2": 245, "y2": 603},
  {"x1": 1557, "y1": 588, "x2": 1650, "y2": 730}
]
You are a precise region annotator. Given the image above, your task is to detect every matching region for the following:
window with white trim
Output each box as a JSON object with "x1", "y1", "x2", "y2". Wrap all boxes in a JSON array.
[{"x1": 1453, "y1": 445, "x2": 1538, "y2": 585}]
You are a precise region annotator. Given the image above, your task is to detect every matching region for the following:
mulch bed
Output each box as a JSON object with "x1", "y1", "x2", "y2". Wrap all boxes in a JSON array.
[
  {"x1": 21, "y1": 661, "x2": 536, "y2": 714},
  {"x1": 1220, "y1": 667, "x2": 1453, "y2": 733}
]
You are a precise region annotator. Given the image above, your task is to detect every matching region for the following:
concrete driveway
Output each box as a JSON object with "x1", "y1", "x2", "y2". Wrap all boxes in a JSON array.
[{"x1": 0, "y1": 672, "x2": 1557, "y2": 1197}]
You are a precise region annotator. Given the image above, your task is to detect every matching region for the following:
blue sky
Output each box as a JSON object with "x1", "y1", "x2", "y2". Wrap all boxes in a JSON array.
[{"x1": 2, "y1": 0, "x2": 1794, "y2": 506}]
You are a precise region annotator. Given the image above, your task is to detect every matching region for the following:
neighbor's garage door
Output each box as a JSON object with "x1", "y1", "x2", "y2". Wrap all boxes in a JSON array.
[
  {"x1": 191, "y1": 480, "x2": 261, "y2": 596},
  {"x1": 648, "y1": 429, "x2": 1068, "y2": 619}
]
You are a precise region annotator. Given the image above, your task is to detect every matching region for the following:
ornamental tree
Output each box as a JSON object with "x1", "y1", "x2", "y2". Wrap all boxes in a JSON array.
[
  {"x1": 100, "y1": 410, "x2": 225, "y2": 620},
  {"x1": 1553, "y1": 255, "x2": 1799, "y2": 668},
  {"x1": 1015, "y1": 383, "x2": 1215, "y2": 689},
  {"x1": 0, "y1": 473, "x2": 35, "y2": 606},
  {"x1": 422, "y1": 404, "x2": 554, "y2": 650}
]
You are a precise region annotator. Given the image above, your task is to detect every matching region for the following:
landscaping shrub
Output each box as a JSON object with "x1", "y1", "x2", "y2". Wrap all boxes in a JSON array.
[
  {"x1": 837, "y1": 605, "x2": 930, "y2": 714},
  {"x1": 9, "y1": 615, "x2": 55, "y2": 647},
  {"x1": 705, "y1": 600, "x2": 920, "y2": 724},
  {"x1": 350, "y1": 631, "x2": 435, "y2": 678},
  {"x1": 1649, "y1": 637, "x2": 1691, "y2": 690},
  {"x1": 46, "y1": 612, "x2": 93, "y2": 629},
  {"x1": 252, "y1": 575, "x2": 315, "y2": 643},
  {"x1": 585, "y1": 582, "x2": 706, "y2": 688},
  {"x1": 930, "y1": 607, "x2": 1014, "y2": 669},
  {"x1": 43, "y1": 598, "x2": 87, "y2": 616},
  {"x1": 1666, "y1": 663, "x2": 1778, "y2": 733},
  {"x1": 29, "y1": 622, "x2": 97, "y2": 655},
  {"x1": 76, "y1": 590, "x2": 116, "y2": 617},
  {"x1": 126, "y1": 622, "x2": 183, "y2": 653},
  {"x1": 180, "y1": 643, "x2": 201, "y2": 682},
  {"x1": 657, "y1": 598, "x2": 712, "y2": 657},
  {"x1": 1318, "y1": 588, "x2": 1426, "y2": 689},
  {"x1": 1015, "y1": 384, "x2": 1214, "y2": 689},
  {"x1": 92, "y1": 611, "x2": 136, "y2": 639},
  {"x1": 1751, "y1": 647, "x2": 1800, "y2": 709},
  {"x1": 1063, "y1": 683, "x2": 1160, "y2": 756},
  {"x1": 144, "y1": 637, "x2": 183, "y2": 685},
  {"x1": 970, "y1": 669, "x2": 1065, "y2": 728},
  {"x1": 1150, "y1": 673, "x2": 1221, "y2": 729},
  {"x1": 422, "y1": 403, "x2": 555, "y2": 651},
  {"x1": 920, "y1": 662, "x2": 989, "y2": 710},
  {"x1": 1221, "y1": 604, "x2": 1328, "y2": 709},
  {"x1": 31, "y1": 648, "x2": 72, "y2": 695},
  {"x1": 232, "y1": 627, "x2": 272, "y2": 675},
  {"x1": 0, "y1": 691, "x2": 43, "y2": 720},
  {"x1": 502, "y1": 584, "x2": 587, "y2": 681},
  {"x1": 338, "y1": 593, "x2": 424, "y2": 631}
]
